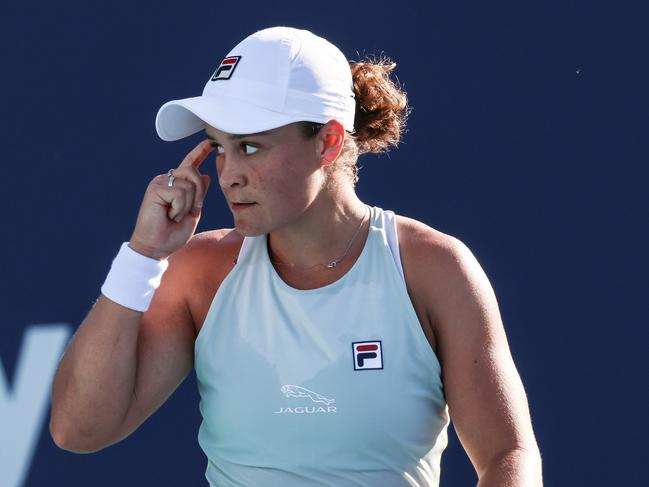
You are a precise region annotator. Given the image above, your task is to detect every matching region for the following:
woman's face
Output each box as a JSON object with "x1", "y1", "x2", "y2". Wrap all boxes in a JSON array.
[{"x1": 205, "y1": 122, "x2": 324, "y2": 236}]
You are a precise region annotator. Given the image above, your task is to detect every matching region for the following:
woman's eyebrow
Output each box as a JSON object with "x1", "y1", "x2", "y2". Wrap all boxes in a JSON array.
[
  {"x1": 204, "y1": 130, "x2": 272, "y2": 141},
  {"x1": 230, "y1": 130, "x2": 272, "y2": 140}
]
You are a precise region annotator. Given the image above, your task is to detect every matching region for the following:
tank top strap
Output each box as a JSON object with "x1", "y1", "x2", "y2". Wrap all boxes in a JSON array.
[{"x1": 376, "y1": 208, "x2": 406, "y2": 284}]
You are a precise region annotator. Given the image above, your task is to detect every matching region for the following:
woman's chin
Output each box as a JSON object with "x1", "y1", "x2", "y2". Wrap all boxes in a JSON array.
[{"x1": 233, "y1": 221, "x2": 266, "y2": 237}]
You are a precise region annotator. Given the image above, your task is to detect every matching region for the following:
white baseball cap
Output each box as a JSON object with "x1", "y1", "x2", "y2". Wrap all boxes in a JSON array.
[{"x1": 155, "y1": 27, "x2": 356, "y2": 140}]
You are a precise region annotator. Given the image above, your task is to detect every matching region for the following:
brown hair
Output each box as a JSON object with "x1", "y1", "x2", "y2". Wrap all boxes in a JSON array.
[{"x1": 299, "y1": 56, "x2": 410, "y2": 187}]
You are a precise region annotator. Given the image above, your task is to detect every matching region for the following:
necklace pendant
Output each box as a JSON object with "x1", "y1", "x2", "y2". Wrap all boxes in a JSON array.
[{"x1": 326, "y1": 261, "x2": 337, "y2": 269}]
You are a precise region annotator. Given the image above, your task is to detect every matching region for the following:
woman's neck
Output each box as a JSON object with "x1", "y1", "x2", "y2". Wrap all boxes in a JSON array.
[{"x1": 267, "y1": 191, "x2": 370, "y2": 271}]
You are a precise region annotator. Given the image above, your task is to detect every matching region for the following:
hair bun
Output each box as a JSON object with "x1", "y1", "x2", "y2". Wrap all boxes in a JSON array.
[{"x1": 351, "y1": 57, "x2": 410, "y2": 155}]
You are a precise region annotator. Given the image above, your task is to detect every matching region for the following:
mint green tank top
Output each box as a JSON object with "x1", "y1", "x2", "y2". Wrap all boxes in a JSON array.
[{"x1": 194, "y1": 206, "x2": 450, "y2": 486}]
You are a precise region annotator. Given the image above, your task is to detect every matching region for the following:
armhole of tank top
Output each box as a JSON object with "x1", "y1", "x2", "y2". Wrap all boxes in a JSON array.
[
  {"x1": 383, "y1": 210, "x2": 406, "y2": 284},
  {"x1": 383, "y1": 209, "x2": 444, "y2": 383}
]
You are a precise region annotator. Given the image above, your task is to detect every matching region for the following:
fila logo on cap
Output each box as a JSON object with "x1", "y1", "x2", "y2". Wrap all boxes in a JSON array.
[
  {"x1": 211, "y1": 56, "x2": 241, "y2": 81},
  {"x1": 352, "y1": 341, "x2": 383, "y2": 370}
]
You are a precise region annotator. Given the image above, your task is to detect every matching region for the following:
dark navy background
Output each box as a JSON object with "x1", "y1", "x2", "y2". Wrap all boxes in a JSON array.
[{"x1": 1, "y1": 1, "x2": 647, "y2": 485}]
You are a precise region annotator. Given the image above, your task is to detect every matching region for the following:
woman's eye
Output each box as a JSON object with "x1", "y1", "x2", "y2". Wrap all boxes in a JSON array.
[
  {"x1": 243, "y1": 144, "x2": 259, "y2": 155},
  {"x1": 208, "y1": 141, "x2": 256, "y2": 156}
]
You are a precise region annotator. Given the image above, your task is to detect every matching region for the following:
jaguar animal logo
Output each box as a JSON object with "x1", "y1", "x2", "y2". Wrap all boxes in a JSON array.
[{"x1": 280, "y1": 385, "x2": 335, "y2": 405}]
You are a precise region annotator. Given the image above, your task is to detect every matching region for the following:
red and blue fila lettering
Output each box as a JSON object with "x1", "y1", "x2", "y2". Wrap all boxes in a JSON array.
[
  {"x1": 352, "y1": 341, "x2": 383, "y2": 370},
  {"x1": 211, "y1": 56, "x2": 241, "y2": 81}
]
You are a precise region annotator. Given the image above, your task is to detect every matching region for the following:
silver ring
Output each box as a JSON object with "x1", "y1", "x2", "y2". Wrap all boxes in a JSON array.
[{"x1": 167, "y1": 169, "x2": 176, "y2": 188}]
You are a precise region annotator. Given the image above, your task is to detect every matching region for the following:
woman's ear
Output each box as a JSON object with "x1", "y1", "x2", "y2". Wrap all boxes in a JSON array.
[{"x1": 317, "y1": 120, "x2": 346, "y2": 167}]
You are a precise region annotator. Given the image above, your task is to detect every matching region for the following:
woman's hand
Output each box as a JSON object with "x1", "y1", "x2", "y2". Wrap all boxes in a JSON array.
[{"x1": 129, "y1": 140, "x2": 214, "y2": 260}]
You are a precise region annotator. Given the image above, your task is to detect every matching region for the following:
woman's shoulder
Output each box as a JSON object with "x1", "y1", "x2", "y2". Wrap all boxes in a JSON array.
[
  {"x1": 171, "y1": 228, "x2": 244, "y2": 264},
  {"x1": 163, "y1": 228, "x2": 246, "y2": 331},
  {"x1": 164, "y1": 228, "x2": 245, "y2": 295},
  {"x1": 394, "y1": 214, "x2": 468, "y2": 264},
  {"x1": 393, "y1": 213, "x2": 496, "y2": 333},
  {"x1": 393, "y1": 214, "x2": 486, "y2": 308}
]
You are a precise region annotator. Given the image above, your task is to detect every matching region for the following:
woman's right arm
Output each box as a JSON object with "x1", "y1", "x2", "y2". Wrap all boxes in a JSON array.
[{"x1": 49, "y1": 141, "x2": 214, "y2": 452}]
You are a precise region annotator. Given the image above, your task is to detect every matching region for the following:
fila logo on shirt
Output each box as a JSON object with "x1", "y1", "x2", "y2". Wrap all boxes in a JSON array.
[
  {"x1": 211, "y1": 56, "x2": 241, "y2": 81},
  {"x1": 352, "y1": 340, "x2": 383, "y2": 370}
]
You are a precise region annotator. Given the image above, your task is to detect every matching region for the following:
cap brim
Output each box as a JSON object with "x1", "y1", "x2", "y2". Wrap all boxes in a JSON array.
[{"x1": 155, "y1": 95, "x2": 312, "y2": 141}]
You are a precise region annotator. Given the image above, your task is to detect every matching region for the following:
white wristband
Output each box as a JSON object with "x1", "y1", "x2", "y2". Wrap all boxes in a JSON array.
[{"x1": 100, "y1": 242, "x2": 169, "y2": 312}]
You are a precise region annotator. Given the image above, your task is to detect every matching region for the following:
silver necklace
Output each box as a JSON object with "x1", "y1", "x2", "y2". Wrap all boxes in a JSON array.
[{"x1": 270, "y1": 205, "x2": 370, "y2": 270}]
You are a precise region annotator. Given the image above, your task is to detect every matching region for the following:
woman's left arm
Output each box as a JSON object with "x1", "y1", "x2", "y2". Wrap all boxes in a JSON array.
[{"x1": 405, "y1": 222, "x2": 543, "y2": 486}]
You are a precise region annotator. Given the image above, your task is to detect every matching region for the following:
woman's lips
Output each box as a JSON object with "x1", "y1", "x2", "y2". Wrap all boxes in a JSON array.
[{"x1": 231, "y1": 202, "x2": 257, "y2": 210}]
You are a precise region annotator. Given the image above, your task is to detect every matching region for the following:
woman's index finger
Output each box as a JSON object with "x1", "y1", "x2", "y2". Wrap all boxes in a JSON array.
[{"x1": 179, "y1": 139, "x2": 215, "y2": 169}]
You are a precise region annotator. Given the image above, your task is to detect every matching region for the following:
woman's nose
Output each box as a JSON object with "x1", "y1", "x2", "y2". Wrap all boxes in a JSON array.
[{"x1": 217, "y1": 155, "x2": 246, "y2": 188}]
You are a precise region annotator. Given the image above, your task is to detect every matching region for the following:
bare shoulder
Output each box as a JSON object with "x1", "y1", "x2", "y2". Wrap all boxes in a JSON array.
[
  {"x1": 166, "y1": 228, "x2": 243, "y2": 278},
  {"x1": 171, "y1": 228, "x2": 243, "y2": 261},
  {"x1": 394, "y1": 215, "x2": 489, "y2": 322},
  {"x1": 395, "y1": 215, "x2": 473, "y2": 269},
  {"x1": 394, "y1": 215, "x2": 502, "y2": 352},
  {"x1": 159, "y1": 228, "x2": 244, "y2": 331}
]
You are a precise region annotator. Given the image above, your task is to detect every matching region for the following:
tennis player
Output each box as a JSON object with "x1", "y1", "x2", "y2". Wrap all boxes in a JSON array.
[{"x1": 50, "y1": 27, "x2": 543, "y2": 486}]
